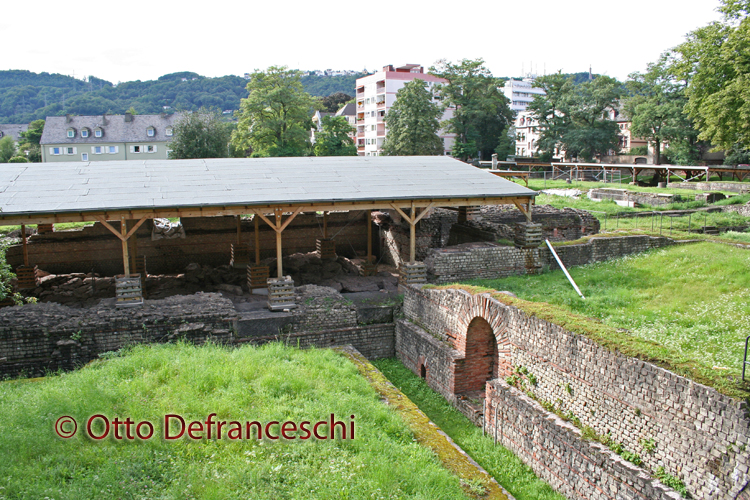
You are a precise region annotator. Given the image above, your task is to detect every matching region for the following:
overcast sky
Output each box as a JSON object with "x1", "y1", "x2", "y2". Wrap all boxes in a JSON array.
[{"x1": 3, "y1": 0, "x2": 722, "y2": 84}]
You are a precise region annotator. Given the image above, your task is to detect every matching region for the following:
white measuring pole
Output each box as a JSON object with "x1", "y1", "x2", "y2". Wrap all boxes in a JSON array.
[{"x1": 545, "y1": 239, "x2": 586, "y2": 300}]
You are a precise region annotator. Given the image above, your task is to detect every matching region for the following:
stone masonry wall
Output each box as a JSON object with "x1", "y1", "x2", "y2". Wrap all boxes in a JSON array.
[
  {"x1": 396, "y1": 285, "x2": 750, "y2": 500},
  {"x1": 6, "y1": 212, "x2": 370, "y2": 276},
  {"x1": 426, "y1": 235, "x2": 677, "y2": 283}
]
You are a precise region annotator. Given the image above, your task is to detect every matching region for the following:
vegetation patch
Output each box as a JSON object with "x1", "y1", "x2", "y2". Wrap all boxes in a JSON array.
[
  {"x1": 372, "y1": 358, "x2": 565, "y2": 500},
  {"x1": 0, "y1": 342, "x2": 482, "y2": 499}
]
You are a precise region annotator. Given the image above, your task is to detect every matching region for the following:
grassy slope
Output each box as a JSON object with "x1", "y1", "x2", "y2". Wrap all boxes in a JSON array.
[
  {"x1": 460, "y1": 242, "x2": 750, "y2": 398},
  {"x1": 0, "y1": 343, "x2": 477, "y2": 500},
  {"x1": 373, "y1": 358, "x2": 565, "y2": 500}
]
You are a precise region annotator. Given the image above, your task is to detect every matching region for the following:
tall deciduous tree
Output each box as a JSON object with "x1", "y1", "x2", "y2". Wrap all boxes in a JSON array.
[
  {"x1": 18, "y1": 119, "x2": 44, "y2": 162},
  {"x1": 313, "y1": 116, "x2": 357, "y2": 156},
  {"x1": 625, "y1": 55, "x2": 697, "y2": 165},
  {"x1": 168, "y1": 109, "x2": 231, "y2": 159},
  {"x1": 672, "y1": 0, "x2": 750, "y2": 151},
  {"x1": 430, "y1": 59, "x2": 513, "y2": 160},
  {"x1": 381, "y1": 79, "x2": 444, "y2": 156},
  {"x1": 0, "y1": 136, "x2": 17, "y2": 163},
  {"x1": 232, "y1": 67, "x2": 316, "y2": 157},
  {"x1": 528, "y1": 74, "x2": 622, "y2": 162}
]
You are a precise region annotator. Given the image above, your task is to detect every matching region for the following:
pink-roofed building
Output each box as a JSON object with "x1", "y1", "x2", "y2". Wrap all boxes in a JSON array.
[{"x1": 355, "y1": 64, "x2": 455, "y2": 156}]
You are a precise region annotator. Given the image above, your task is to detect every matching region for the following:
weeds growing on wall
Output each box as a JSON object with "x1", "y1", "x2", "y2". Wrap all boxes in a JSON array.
[{"x1": 448, "y1": 242, "x2": 750, "y2": 400}]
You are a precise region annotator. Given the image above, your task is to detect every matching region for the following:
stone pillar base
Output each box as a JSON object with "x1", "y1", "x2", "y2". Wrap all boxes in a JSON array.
[
  {"x1": 267, "y1": 276, "x2": 297, "y2": 311},
  {"x1": 316, "y1": 238, "x2": 337, "y2": 260},
  {"x1": 514, "y1": 222, "x2": 543, "y2": 248},
  {"x1": 399, "y1": 261, "x2": 427, "y2": 287},
  {"x1": 115, "y1": 273, "x2": 143, "y2": 308},
  {"x1": 248, "y1": 265, "x2": 270, "y2": 289},
  {"x1": 15, "y1": 265, "x2": 38, "y2": 290},
  {"x1": 230, "y1": 243, "x2": 250, "y2": 269}
]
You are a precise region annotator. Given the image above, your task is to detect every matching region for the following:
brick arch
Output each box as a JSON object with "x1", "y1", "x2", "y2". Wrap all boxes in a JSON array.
[{"x1": 455, "y1": 294, "x2": 513, "y2": 381}]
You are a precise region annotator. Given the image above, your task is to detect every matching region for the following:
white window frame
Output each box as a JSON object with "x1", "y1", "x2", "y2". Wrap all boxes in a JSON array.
[
  {"x1": 131, "y1": 145, "x2": 141, "y2": 153},
  {"x1": 92, "y1": 146, "x2": 103, "y2": 154},
  {"x1": 165, "y1": 127, "x2": 173, "y2": 136},
  {"x1": 67, "y1": 129, "x2": 75, "y2": 138},
  {"x1": 147, "y1": 127, "x2": 155, "y2": 137},
  {"x1": 66, "y1": 147, "x2": 76, "y2": 155},
  {"x1": 81, "y1": 153, "x2": 88, "y2": 161},
  {"x1": 81, "y1": 129, "x2": 89, "y2": 138},
  {"x1": 108, "y1": 146, "x2": 118, "y2": 154},
  {"x1": 94, "y1": 129, "x2": 103, "y2": 138},
  {"x1": 51, "y1": 147, "x2": 61, "y2": 155},
  {"x1": 146, "y1": 145, "x2": 156, "y2": 153}
]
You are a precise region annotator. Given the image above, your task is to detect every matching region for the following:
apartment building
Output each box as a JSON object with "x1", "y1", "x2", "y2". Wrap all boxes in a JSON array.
[
  {"x1": 40, "y1": 112, "x2": 181, "y2": 163},
  {"x1": 354, "y1": 64, "x2": 454, "y2": 156},
  {"x1": 502, "y1": 77, "x2": 546, "y2": 113},
  {"x1": 514, "y1": 111, "x2": 540, "y2": 157}
]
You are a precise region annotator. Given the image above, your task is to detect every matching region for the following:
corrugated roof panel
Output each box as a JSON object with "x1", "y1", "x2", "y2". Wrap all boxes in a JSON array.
[{"x1": 0, "y1": 156, "x2": 535, "y2": 217}]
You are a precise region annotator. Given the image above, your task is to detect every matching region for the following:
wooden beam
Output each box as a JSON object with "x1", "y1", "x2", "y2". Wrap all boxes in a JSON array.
[
  {"x1": 278, "y1": 207, "x2": 303, "y2": 233},
  {"x1": 20, "y1": 224, "x2": 28, "y2": 267},
  {"x1": 94, "y1": 216, "x2": 127, "y2": 242},
  {"x1": 412, "y1": 202, "x2": 436, "y2": 225},
  {"x1": 389, "y1": 203, "x2": 413, "y2": 223},
  {"x1": 367, "y1": 210, "x2": 372, "y2": 262},
  {"x1": 274, "y1": 209, "x2": 283, "y2": 278},
  {"x1": 323, "y1": 211, "x2": 328, "y2": 239},
  {"x1": 513, "y1": 200, "x2": 532, "y2": 222},
  {"x1": 236, "y1": 215, "x2": 241, "y2": 245},
  {"x1": 124, "y1": 215, "x2": 149, "y2": 240}
]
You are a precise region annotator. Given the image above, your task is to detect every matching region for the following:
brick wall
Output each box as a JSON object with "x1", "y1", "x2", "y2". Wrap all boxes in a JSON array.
[
  {"x1": 426, "y1": 235, "x2": 677, "y2": 283},
  {"x1": 396, "y1": 285, "x2": 750, "y2": 500},
  {"x1": 7, "y1": 212, "x2": 370, "y2": 276}
]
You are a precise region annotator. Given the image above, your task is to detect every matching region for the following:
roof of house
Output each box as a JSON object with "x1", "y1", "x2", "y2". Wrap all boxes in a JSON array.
[
  {"x1": 0, "y1": 156, "x2": 536, "y2": 222},
  {"x1": 0, "y1": 124, "x2": 28, "y2": 141},
  {"x1": 40, "y1": 113, "x2": 182, "y2": 145},
  {"x1": 336, "y1": 102, "x2": 356, "y2": 117}
]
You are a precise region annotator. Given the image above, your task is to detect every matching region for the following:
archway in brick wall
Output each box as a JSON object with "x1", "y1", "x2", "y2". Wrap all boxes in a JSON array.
[{"x1": 458, "y1": 317, "x2": 498, "y2": 393}]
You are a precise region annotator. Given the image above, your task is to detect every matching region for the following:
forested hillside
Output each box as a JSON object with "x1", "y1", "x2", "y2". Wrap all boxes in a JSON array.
[{"x1": 0, "y1": 70, "x2": 365, "y2": 124}]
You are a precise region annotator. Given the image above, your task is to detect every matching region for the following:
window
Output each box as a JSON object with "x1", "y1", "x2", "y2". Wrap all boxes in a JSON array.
[
  {"x1": 147, "y1": 127, "x2": 155, "y2": 137},
  {"x1": 108, "y1": 146, "x2": 118, "y2": 154},
  {"x1": 66, "y1": 147, "x2": 76, "y2": 155},
  {"x1": 67, "y1": 129, "x2": 75, "y2": 138},
  {"x1": 81, "y1": 153, "x2": 88, "y2": 161},
  {"x1": 51, "y1": 147, "x2": 61, "y2": 155},
  {"x1": 94, "y1": 128, "x2": 103, "y2": 138},
  {"x1": 92, "y1": 146, "x2": 103, "y2": 154},
  {"x1": 132, "y1": 145, "x2": 141, "y2": 153},
  {"x1": 146, "y1": 145, "x2": 156, "y2": 153},
  {"x1": 165, "y1": 127, "x2": 173, "y2": 136},
  {"x1": 81, "y1": 129, "x2": 89, "y2": 138}
]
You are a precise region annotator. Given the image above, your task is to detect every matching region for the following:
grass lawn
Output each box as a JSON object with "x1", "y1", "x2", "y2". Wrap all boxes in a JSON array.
[
  {"x1": 0, "y1": 342, "x2": 482, "y2": 500},
  {"x1": 464, "y1": 242, "x2": 750, "y2": 380},
  {"x1": 373, "y1": 359, "x2": 565, "y2": 500}
]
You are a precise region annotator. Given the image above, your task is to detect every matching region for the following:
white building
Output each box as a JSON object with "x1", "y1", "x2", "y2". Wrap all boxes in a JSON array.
[
  {"x1": 354, "y1": 64, "x2": 455, "y2": 156},
  {"x1": 514, "y1": 111, "x2": 541, "y2": 157},
  {"x1": 502, "y1": 78, "x2": 546, "y2": 113}
]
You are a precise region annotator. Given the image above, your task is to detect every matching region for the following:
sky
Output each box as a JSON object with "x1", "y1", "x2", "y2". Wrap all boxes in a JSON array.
[{"x1": 2, "y1": 0, "x2": 722, "y2": 84}]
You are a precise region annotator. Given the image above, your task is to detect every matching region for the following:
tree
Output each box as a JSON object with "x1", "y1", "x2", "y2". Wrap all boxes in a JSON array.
[
  {"x1": 430, "y1": 59, "x2": 513, "y2": 160},
  {"x1": 673, "y1": 0, "x2": 750, "y2": 150},
  {"x1": 231, "y1": 66, "x2": 316, "y2": 157},
  {"x1": 528, "y1": 73, "x2": 622, "y2": 162},
  {"x1": 0, "y1": 136, "x2": 16, "y2": 163},
  {"x1": 168, "y1": 110, "x2": 231, "y2": 159},
  {"x1": 380, "y1": 79, "x2": 444, "y2": 156},
  {"x1": 625, "y1": 55, "x2": 697, "y2": 165},
  {"x1": 18, "y1": 119, "x2": 44, "y2": 162},
  {"x1": 313, "y1": 116, "x2": 356, "y2": 156},
  {"x1": 319, "y1": 92, "x2": 353, "y2": 113}
]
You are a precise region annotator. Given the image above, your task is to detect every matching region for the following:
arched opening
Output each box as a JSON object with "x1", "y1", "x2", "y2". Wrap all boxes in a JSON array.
[
  {"x1": 460, "y1": 317, "x2": 498, "y2": 393},
  {"x1": 420, "y1": 364, "x2": 427, "y2": 379}
]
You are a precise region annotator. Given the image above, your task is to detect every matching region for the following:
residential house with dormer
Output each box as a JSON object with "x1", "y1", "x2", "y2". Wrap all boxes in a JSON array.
[{"x1": 40, "y1": 112, "x2": 182, "y2": 162}]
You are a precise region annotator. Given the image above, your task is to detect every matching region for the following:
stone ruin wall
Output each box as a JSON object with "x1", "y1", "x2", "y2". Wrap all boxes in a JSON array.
[
  {"x1": 425, "y1": 235, "x2": 677, "y2": 283},
  {"x1": 396, "y1": 285, "x2": 750, "y2": 500},
  {"x1": 0, "y1": 287, "x2": 398, "y2": 380},
  {"x1": 6, "y1": 212, "x2": 371, "y2": 276},
  {"x1": 379, "y1": 205, "x2": 600, "y2": 267}
]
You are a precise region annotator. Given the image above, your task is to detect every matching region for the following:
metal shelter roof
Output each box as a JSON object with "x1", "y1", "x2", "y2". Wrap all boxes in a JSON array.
[{"x1": 0, "y1": 156, "x2": 536, "y2": 224}]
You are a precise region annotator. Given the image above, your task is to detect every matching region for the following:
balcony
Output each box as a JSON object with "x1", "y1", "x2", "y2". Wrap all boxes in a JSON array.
[
  {"x1": 357, "y1": 131, "x2": 365, "y2": 138},
  {"x1": 376, "y1": 101, "x2": 386, "y2": 109},
  {"x1": 376, "y1": 125, "x2": 386, "y2": 136}
]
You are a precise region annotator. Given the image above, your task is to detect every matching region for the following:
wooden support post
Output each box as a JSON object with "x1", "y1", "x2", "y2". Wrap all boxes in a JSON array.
[
  {"x1": 126, "y1": 219, "x2": 138, "y2": 273},
  {"x1": 367, "y1": 210, "x2": 373, "y2": 263},
  {"x1": 323, "y1": 211, "x2": 328, "y2": 239},
  {"x1": 275, "y1": 210, "x2": 283, "y2": 278},
  {"x1": 236, "y1": 215, "x2": 242, "y2": 245},
  {"x1": 20, "y1": 224, "x2": 28, "y2": 267},
  {"x1": 121, "y1": 216, "x2": 130, "y2": 275},
  {"x1": 254, "y1": 215, "x2": 260, "y2": 265}
]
